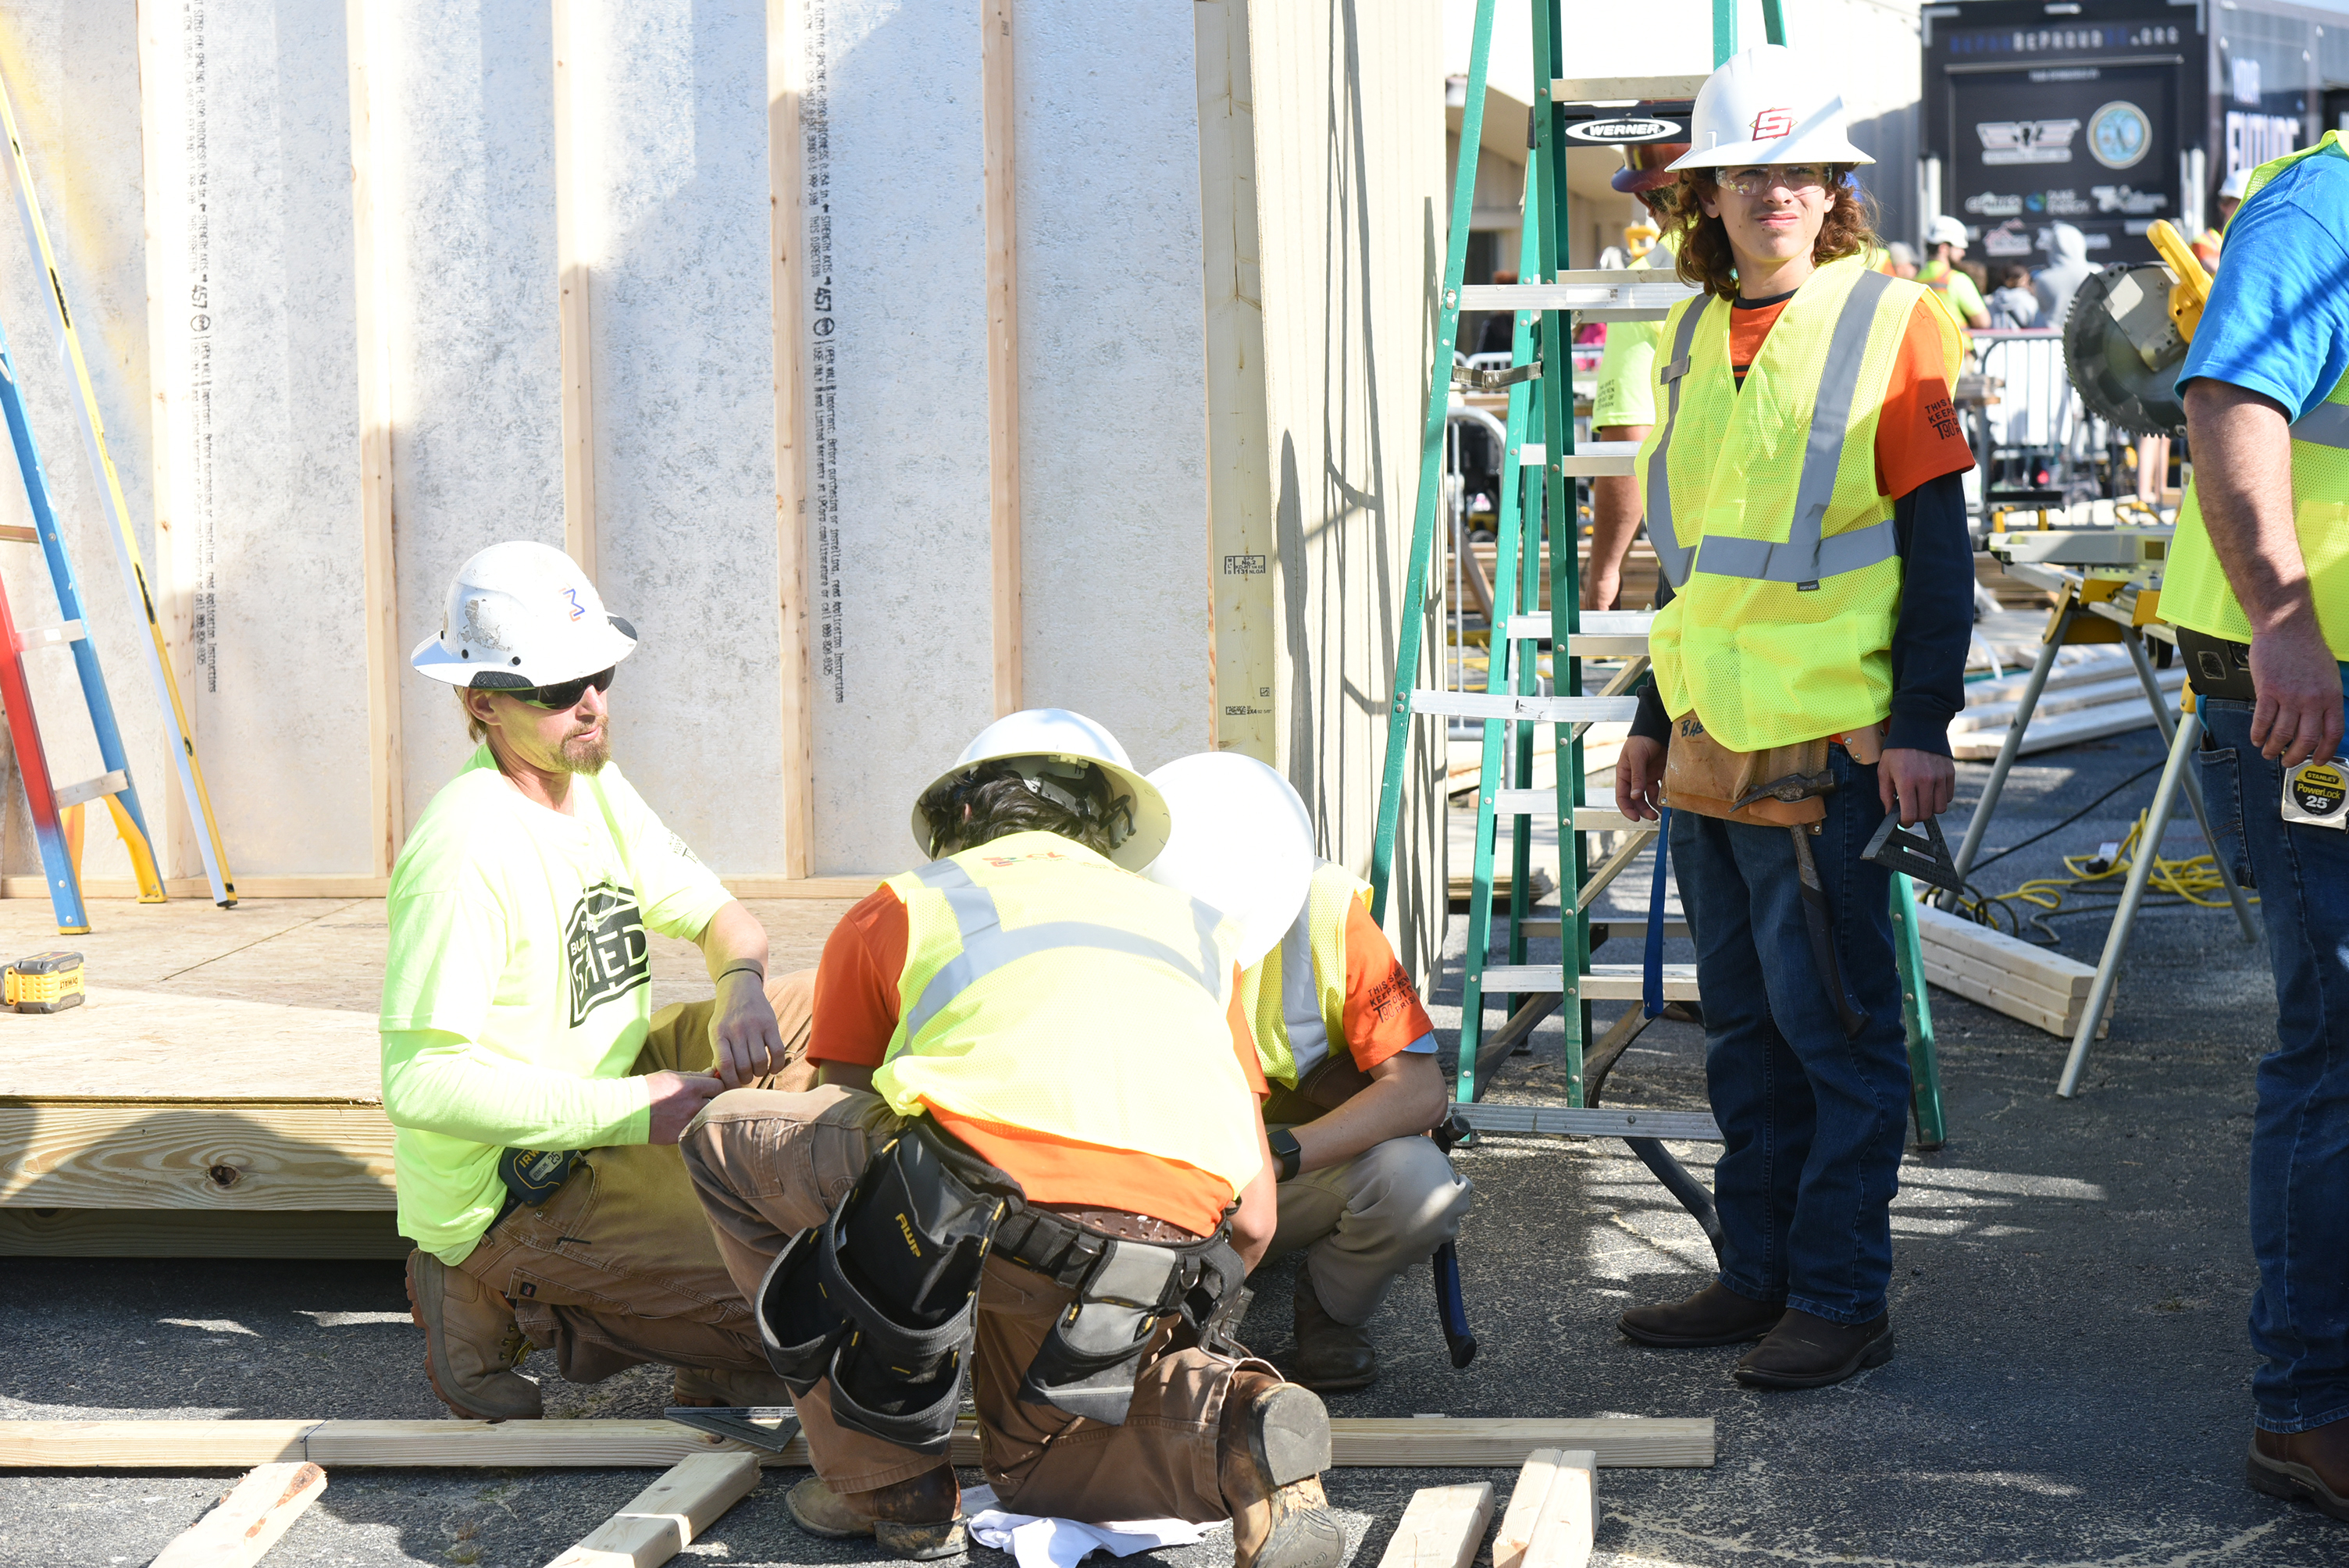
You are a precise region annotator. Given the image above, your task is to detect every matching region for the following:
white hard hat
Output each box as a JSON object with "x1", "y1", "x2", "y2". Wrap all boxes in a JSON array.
[
  {"x1": 1667, "y1": 45, "x2": 1874, "y2": 173},
  {"x1": 412, "y1": 541, "x2": 636, "y2": 689},
  {"x1": 2217, "y1": 167, "x2": 2251, "y2": 201},
  {"x1": 1142, "y1": 752, "x2": 1317, "y2": 969},
  {"x1": 1926, "y1": 215, "x2": 1970, "y2": 248},
  {"x1": 910, "y1": 707, "x2": 1170, "y2": 871}
]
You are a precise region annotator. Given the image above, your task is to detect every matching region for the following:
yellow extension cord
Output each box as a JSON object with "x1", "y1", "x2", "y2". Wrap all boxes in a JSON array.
[{"x1": 1960, "y1": 807, "x2": 2257, "y2": 935}]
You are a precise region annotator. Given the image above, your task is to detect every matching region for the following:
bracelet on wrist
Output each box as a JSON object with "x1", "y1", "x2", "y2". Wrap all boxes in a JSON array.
[{"x1": 716, "y1": 961, "x2": 765, "y2": 986}]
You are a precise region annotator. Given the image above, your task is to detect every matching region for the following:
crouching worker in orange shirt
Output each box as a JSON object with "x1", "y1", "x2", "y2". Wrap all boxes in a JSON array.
[
  {"x1": 1146, "y1": 754, "x2": 1467, "y2": 1393},
  {"x1": 679, "y1": 710, "x2": 1345, "y2": 1568}
]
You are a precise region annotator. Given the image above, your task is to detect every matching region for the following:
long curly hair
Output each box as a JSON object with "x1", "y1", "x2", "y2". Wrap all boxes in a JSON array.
[
  {"x1": 1670, "y1": 170, "x2": 1880, "y2": 300},
  {"x1": 916, "y1": 757, "x2": 1134, "y2": 859}
]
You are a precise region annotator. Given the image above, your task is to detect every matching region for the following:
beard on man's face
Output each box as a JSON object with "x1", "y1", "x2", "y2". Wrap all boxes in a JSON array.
[{"x1": 554, "y1": 729, "x2": 611, "y2": 775}]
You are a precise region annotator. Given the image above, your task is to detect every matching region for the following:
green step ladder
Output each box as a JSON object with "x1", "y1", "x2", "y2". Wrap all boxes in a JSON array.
[{"x1": 1367, "y1": 0, "x2": 1947, "y2": 1163}]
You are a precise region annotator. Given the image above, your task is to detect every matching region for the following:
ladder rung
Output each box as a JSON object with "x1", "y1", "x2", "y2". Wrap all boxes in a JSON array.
[
  {"x1": 14, "y1": 619, "x2": 85, "y2": 651},
  {"x1": 1517, "y1": 918, "x2": 1691, "y2": 939},
  {"x1": 1456, "y1": 1103, "x2": 1723, "y2": 1141},
  {"x1": 1551, "y1": 73, "x2": 1709, "y2": 103},
  {"x1": 1456, "y1": 273, "x2": 1698, "y2": 318},
  {"x1": 1412, "y1": 690, "x2": 1639, "y2": 723},
  {"x1": 53, "y1": 769, "x2": 127, "y2": 811},
  {"x1": 1552, "y1": 441, "x2": 1639, "y2": 477},
  {"x1": 0, "y1": 524, "x2": 37, "y2": 543},
  {"x1": 1477, "y1": 963, "x2": 1699, "y2": 1000},
  {"x1": 1484, "y1": 795, "x2": 1641, "y2": 830},
  {"x1": 1510, "y1": 611, "x2": 1656, "y2": 643},
  {"x1": 1518, "y1": 442, "x2": 1543, "y2": 464}
]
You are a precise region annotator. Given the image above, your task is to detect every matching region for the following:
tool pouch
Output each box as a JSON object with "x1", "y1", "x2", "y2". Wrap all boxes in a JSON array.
[
  {"x1": 1663, "y1": 713, "x2": 1830, "y2": 826},
  {"x1": 494, "y1": 1146, "x2": 584, "y2": 1226}
]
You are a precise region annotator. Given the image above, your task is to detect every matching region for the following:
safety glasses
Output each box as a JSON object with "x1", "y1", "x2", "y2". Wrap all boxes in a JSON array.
[
  {"x1": 510, "y1": 666, "x2": 616, "y2": 711},
  {"x1": 1719, "y1": 165, "x2": 1835, "y2": 198}
]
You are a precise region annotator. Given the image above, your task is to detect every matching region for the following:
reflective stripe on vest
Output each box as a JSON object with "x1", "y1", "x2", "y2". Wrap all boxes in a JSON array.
[
  {"x1": 1647, "y1": 302, "x2": 1707, "y2": 589},
  {"x1": 1649, "y1": 269, "x2": 1898, "y2": 590},
  {"x1": 1244, "y1": 861, "x2": 1364, "y2": 1089},
  {"x1": 901, "y1": 856, "x2": 1223, "y2": 1045}
]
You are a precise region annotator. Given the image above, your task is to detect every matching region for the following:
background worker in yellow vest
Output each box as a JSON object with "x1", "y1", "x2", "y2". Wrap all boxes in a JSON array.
[
  {"x1": 2164, "y1": 130, "x2": 2349, "y2": 1525},
  {"x1": 1920, "y1": 215, "x2": 1989, "y2": 329},
  {"x1": 1585, "y1": 141, "x2": 1691, "y2": 612},
  {"x1": 1145, "y1": 754, "x2": 1465, "y2": 1393},
  {"x1": 681, "y1": 710, "x2": 1346, "y2": 1568},
  {"x1": 1609, "y1": 45, "x2": 1977, "y2": 1390}
]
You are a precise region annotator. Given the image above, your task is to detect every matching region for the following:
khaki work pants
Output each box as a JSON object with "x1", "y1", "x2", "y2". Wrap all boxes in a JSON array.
[
  {"x1": 451, "y1": 972, "x2": 818, "y2": 1381},
  {"x1": 683, "y1": 1087, "x2": 1248, "y2": 1522},
  {"x1": 1267, "y1": 1130, "x2": 1474, "y2": 1325}
]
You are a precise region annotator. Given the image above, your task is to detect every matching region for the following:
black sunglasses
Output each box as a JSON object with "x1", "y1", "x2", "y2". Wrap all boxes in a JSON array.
[{"x1": 510, "y1": 666, "x2": 616, "y2": 711}]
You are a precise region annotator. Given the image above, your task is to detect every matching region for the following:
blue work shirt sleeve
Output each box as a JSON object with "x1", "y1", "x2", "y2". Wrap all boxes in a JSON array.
[{"x1": 2177, "y1": 152, "x2": 2349, "y2": 417}]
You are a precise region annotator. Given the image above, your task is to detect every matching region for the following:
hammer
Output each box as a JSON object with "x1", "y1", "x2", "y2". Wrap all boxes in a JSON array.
[{"x1": 1731, "y1": 771, "x2": 1869, "y2": 1040}]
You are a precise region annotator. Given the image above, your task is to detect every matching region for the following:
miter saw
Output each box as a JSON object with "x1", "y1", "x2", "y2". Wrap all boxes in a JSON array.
[{"x1": 2062, "y1": 219, "x2": 2212, "y2": 437}]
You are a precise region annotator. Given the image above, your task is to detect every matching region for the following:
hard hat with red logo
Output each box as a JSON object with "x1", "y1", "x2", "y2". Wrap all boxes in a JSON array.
[{"x1": 1666, "y1": 45, "x2": 1874, "y2": 172}]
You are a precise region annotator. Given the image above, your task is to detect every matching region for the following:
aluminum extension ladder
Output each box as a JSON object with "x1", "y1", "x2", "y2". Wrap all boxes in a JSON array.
[{"x1": 1368, "y1": 0, "x2": 1948, "y2": 1225}]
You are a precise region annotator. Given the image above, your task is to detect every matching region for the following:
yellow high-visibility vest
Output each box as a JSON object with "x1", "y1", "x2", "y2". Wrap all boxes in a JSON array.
[
  {"x1": 2163, "y1": 132, "x2": 2349, "y2": 661},
  {"x1": 1638, "y1": 254, "x2": 1962, "y2": 751},
  {"x1": 1240, "y1": 861, "x2": 1367, "y2": 1089},
  {"x1": 874, "y1": 831, "x2": 1265, "y2": 1195}
]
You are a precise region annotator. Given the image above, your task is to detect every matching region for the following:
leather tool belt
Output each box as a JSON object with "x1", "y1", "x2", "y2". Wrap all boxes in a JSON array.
[
  {"x1": 1663, "y1": 714, "x2": 1889, "y2": 827},
  {"x1": 754, "y1": 1117, "x2": 1245, "y2": 1449}
]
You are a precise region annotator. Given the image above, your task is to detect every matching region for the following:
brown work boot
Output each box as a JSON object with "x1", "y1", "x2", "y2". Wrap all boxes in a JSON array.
[
  {"x1": 1220, "y1": 1370, "x2": 1344, "y2": 1568},
  {"x1": 405, "y1": 1250, "x2": 542, "y2": 1421},
  {"x1": 2247, "y1": 1416, "x2": 2349, "y2": 1522},
  {"x1": 1618, "y1": 1281, "x2": 1783, "y2": 1348},
  {"x1": 1289, "y1": 1270, "x2": 1377, "y2": 1392},
  {"x1": 671, "y1": 1366, "x2": 799, "y2": 1408},
  {"x1": 786, "y1": 1467, "x2": 965, "y2": 1559},
  {"x1": 1733, "y1": 1308, "x2": 1894, "y2": 1389}
]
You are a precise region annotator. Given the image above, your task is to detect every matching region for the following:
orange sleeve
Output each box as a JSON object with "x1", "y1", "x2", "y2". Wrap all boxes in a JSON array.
[
  {"x1": 1874, "y1": 298, "x2": 1976, "y2": 499},
  {"x1": 1229, "y1": 964, "x2": 1270, "y2": 1097},
  {"x1": 806, "y1": 886, "x2": 908, "y2": 1066},
  {"x1": 1339, "y1": 898, "x2": 1437, "y2": 1071}
]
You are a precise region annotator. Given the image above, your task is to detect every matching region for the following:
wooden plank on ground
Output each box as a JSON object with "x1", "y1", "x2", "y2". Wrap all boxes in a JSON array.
[
  {"x1": 149, "y1": 1462, "x2": 326, "y2": 1568},
  {"x1": 1491, "y1": 1449, "x2": 1563, "y2": 1568},
  {"x1": 0, "y1": 1417, "x2": 1715, "y2": 1470},
  {"x1": 1522, "y1": 1449, "x2": 1595, "y2": 1568},
  {"x1": 1915, "y1": 906, "x2": 2111, "y2": 1039},
  {"x1": 1374, "y1": 1482, "x2": 1494, "y2": 1568},
  {"x1": 544, "y1": 1452, "x2": 759, "y2": 1568},
  {"x1": 0, "y1": 1103, "x2": 397, "y2": 1209}
]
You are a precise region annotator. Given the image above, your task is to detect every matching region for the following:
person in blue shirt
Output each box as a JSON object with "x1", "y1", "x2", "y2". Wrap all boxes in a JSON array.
[{"x1": 2169, "y1": 134, "x2": 2349, "y2": 1527}]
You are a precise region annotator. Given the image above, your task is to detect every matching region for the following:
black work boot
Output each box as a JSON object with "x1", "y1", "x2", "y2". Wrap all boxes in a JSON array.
[
  {"x1": 2247, "y1": 1415, "x2": 2349, "y2": 1523},
  {"x1": 1220, "y1": 1370, "x2": 1345, "y2": 1568},
  {"x1": 1289, "y1": 1269, "x2": 1377, "y2": 1392},
  {"x1": 1618, "y1": 1281, "x2": 1783, "y2": 1348},
  {"x1": 786, "y1": 1466, "x2": 965, "y2": 1559},
  {"x1": 1733, "y1": 1308, "x2": 1895, "y2": 1388}
]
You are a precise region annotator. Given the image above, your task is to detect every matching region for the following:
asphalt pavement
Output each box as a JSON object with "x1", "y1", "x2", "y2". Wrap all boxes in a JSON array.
[{"x1": 3, "y1": 726, "x2": 2340, "y2": 1566}]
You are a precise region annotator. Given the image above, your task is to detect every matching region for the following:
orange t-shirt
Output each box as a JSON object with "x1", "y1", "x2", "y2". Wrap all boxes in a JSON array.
[
  {"x1": 1726, "y1": 293, "x2": 1975, "y2": 498},
  {"x1": 1333, "y1": 897, "x2": 1437, "y2": 1072},
  {"x1": 806, "y1": 885, "x2": 1268, "y2": 1235}
]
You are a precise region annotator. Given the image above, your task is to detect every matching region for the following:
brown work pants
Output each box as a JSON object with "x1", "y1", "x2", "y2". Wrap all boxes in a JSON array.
[
  {"x1": 451, "y1": 972, "x2": 819, "y2": 1381},
  {"x1": 682, "y1": 1087, "x2": 1247, "y2": 1523}
]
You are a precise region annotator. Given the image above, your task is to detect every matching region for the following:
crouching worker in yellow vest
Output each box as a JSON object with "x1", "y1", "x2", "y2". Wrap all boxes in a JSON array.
[
  {"x1": 679, "y1": 710, "x2": 1345, "y2": 1568},
  {"x1": 1609, "y1": 46, "x2": 1977, "y2": 1389},
  {"x1": 1144, "y1": 752, "x2": 1466, "y2": 1392},
  {"x1": 383, "y1": 543, "x2": 815, "y2": 1421}
]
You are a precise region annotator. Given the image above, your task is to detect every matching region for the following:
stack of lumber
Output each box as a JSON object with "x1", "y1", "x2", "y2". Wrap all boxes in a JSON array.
[
  {"x1": 1950, "y1": 648, "x2": 2184, "y2": 761},
  {"x1": 1914, "y1": 905, "x2": 2112, "y2": 1039}
]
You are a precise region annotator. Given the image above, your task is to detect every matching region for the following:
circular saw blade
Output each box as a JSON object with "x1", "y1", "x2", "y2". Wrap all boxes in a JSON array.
[{"x1": 2062, "y1": 263, "x2": 2189, "y2": 437}]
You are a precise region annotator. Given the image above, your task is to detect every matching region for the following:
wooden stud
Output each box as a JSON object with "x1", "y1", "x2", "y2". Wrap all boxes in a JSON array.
[
  {"x1": 770, "y1": 0, "x2": 814, "y2": 878},
  {"x1": 0, "y1": 1417, "x2": 1713, "y2": 1470},
  {"x1": 1492, "y1": 1448, "x2": 1563, "y2": 1568},
  {"x1": 553, "y1": 0, "x2": 597, "y2": 584},
  {"x1": 347, "y1": 0, "x2": 405, "y2": 876},
  {"x1": 543, "y1": 1452, "x2": 758, "y2": 1568},
  {"x1": 148, "y1": 1461, "x2": 327, "y2": 1568},
  {"x1": 1374, "y1": 1482, "x2": 1494, "y2": 1568},
  {"x1": 981, "y1": 0, "x2": 1021, "y2": 717},
  {"x1": 1520, "y1": 1449, "x2": 1596, "y2": 1568}
]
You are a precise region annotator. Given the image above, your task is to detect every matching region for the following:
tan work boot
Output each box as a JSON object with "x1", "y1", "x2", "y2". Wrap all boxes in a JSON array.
[
  {"x1": 405, "y1": 1250, "x2": 542, "y2": 1421},
  {"x1": 1220, "y1": 1370, "x2": 1344, "y2": 1568},
  {"x1": 786, "y1": 1467, "x2": 965, "y2": 1559},
  {"x1": 672, "y1": 1366, "x2": 800, "y2": 1407},
  {"x1": 1290, "y1": 1270, "x2": 1377, "y2": 1392}
]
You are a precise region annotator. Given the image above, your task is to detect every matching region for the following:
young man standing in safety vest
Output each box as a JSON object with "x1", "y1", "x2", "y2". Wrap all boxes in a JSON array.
[
  {"x1": 1610, "y1": 46, "x2": 1976, "y2": 1389},
  {"x1": 1919, "y1": 215, "x2": 1990, "y2": 330},
  {"x1": 383, "y1": 543, "x2": 809, "y2": 1420},
  {"x1": 1144, "y1": 754, "x2": 1467, "y2": 1393},
  {"x1": 681, "y1": 710, "x2": 1344, "y2": 1568},
  {"x1": 2165, "y1": 129, "x2": 2349, "y2": 1526}
]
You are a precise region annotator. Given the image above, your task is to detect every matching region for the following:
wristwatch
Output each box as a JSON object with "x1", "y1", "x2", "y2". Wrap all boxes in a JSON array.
[{"x1": 1267, "y1": 1128, "x2": 1303, "y2": 1182}]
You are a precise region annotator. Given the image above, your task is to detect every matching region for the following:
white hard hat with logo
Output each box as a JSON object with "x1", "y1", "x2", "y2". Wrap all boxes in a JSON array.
[
  {"x1": 1142, "y1": 751, "x2": 1317, "y2": 968},
  {"x1": 911, "y1": 707, "x2": 1171, "y2": 871},
  {"x1": 412, "y1": 541, "x2": 637, "y2": 689},
  {"x1": 1926, "y1": 215, "x2": 1971, "y2": 248},
  {"x1": 1667, "y1": 45, "x2": 1874, "y2": 172}
]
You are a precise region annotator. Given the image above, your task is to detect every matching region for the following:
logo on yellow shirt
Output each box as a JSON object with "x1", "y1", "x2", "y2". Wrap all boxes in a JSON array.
[{"x1": 566, "y1": 880, "x2": 650, "y2": 1025}]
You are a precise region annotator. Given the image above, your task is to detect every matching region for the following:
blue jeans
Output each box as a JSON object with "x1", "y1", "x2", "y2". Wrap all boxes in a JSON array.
[
  {"x1": 2197, "y1": 697, "x2": 2349, "y2": 1434},
  {"x1": 1668, "y1": 746, "x2": 1911, "y2": 1324}
]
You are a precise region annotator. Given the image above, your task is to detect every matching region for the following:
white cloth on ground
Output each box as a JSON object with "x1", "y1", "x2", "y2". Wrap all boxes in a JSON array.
[{"x1": 961, "y1": 1484, "x2": 1214, "y2": 1568}]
